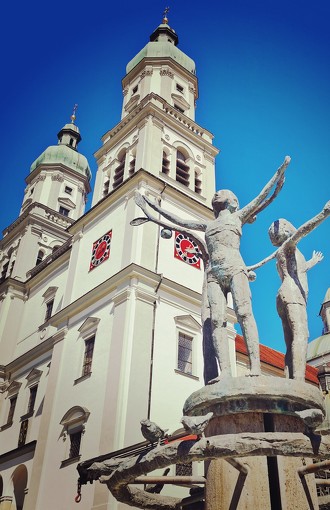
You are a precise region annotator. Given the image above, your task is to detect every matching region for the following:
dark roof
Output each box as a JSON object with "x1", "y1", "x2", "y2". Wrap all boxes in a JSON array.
[{"x1": 235, "y1": 334, "x2": 319, "y2": 385}]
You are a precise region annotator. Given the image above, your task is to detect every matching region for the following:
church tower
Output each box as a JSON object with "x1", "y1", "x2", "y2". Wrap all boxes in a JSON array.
[
  {"x1": 0, "y1": 108, "x2": 91, "y2": 283},
  {"x1": 92, "y1": 12, "x2": 217, "y2": 207}
]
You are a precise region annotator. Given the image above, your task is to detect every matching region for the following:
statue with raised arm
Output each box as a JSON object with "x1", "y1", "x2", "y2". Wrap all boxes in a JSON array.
[
  {"x1": 249, "y1": 201, "x2": 330, "y2": 380},
  {"x1": 133, "y1": 156, "x2": 290, "y2": 381}
]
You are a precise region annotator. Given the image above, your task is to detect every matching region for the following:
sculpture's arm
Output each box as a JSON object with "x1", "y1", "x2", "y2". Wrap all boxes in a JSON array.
[
  {"x1": 246, "y1": 250, "x2": 277, "y2": 271},
  {"x1": 246, "y1": 174, "x2": 285, "y2": 224},
  {"x1": 138, "y1": 193, "x2": 207, "y2": 232},
  {"x1": 239, "y1": 156, "x2": 291, "y2": 224},
  {"x1": 132, "y1": 194, "x2": 209, "y2": 264},
  {"x1": 305, "y1": 250, "x2": 324, "y2": 271},
  {"x1": 289, "y1": 200, "x2": 330, "y2": 247}
]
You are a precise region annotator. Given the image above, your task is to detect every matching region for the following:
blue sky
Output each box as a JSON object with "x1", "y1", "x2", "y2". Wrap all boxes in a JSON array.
[{"x1": 1, "y1": 1, "x2": 329, "y2": 354}]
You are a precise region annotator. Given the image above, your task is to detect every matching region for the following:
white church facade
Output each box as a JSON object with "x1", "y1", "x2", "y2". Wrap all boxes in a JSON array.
[{"x1": 0, "y1": 16, "x2": 323, "y2": 510}]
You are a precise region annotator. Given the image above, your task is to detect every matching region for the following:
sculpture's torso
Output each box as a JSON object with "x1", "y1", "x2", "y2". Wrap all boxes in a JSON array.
[
  {"x1": 276, "y1": 244, "x2": 308, "y2": 305},
  {"x1": 205, "y1": 212, "x2": 246, "y2": 289}
]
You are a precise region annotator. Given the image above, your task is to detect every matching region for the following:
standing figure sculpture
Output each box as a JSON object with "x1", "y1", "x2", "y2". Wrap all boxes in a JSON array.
[
  {"x1": 249, "y1": 201, "x2": 330, "y2": 380},
  {"x1": 134, "y1": 157, "x2": 290, "y2": 380}
]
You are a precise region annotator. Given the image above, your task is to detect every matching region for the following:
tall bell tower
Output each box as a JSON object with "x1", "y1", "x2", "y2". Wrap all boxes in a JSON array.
[{"x1": 92, "y1": 12, "x2": 217, "y2": 208}]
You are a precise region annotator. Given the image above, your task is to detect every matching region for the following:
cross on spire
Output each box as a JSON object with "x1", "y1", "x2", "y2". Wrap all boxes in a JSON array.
[
  {"x1": 71, "y1": 104, "x2": 78, "y2": 124},
  {"x1": 162, "y1": 6, "x2": 169, "y2": 24}
]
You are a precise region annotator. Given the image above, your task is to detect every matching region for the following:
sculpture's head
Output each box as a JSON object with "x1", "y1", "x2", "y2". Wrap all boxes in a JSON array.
[
  {"x1": 140, "y1": 419, "x2": 151, "y2": 427},
  {"x1": 268, "y1": 219, "x2": 296, "y2": 246},
  {"x1": 212, "y1": 190, "x2": 239, "y2": 216}
]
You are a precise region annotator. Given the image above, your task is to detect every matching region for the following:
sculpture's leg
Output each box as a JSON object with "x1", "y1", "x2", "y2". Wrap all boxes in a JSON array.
[
  {"x1": 231, "y1": 272, "x2": 261, "y2": 376},
  {"x1": 277, "y1": 296, "x2": 293, "y2": 378},
  {"x1": 286, "y1": 303, "x2": 308, "y2": 381},
  {"x1": 202, "y1": 272, "x2": 218, "y2": 384},
  {"x1": 207, "y1": 280, "x2": 231, "y2": 378}
]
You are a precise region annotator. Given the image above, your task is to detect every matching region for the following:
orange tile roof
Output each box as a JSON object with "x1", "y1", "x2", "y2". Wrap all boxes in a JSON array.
[{"x1": 235, "y1": 334, "x2": 319, "y2": 385}]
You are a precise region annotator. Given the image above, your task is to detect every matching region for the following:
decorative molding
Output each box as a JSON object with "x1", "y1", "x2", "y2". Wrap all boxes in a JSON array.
[
  {"x1": 139, "y1": 69, "x2": 153, "y2": 80},
  {"x1": 189, "y1": 85, "x2": 195, "y2": 94},
  {"x1": 174, "y1": 315, "x2": 201, "y2": 331},
  {"x1": 58, "y1": 197, "x2": 76, "y2": 209},
  {"x1": 42, "y1": 286, "x2": 58, "y2": 301},
  {"x1": 26, "y1": 368, "x2": 42, "y2": 384},
  {"x1": 78, "y1": 317, "x2": 100, "y2": 337},
  {"x1": 7, "y1": 380, "x2": 22, "y2": 396},
  {"x1": 52, "y1": 174, "x2": 64, "y2": 182},
  {"x1": 160, "y1": 68, "x2": 174, "y2": 78},
  {"x1": 123, "y1": 88, "x2": 129, "y2": 96}
]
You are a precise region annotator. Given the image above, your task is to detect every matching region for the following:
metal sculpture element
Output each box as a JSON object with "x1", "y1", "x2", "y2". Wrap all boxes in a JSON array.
[
  {"x1": 248, "y1": 201, "x2": 330, "y2": 380},
  {"x1": 181, "y1": 412, "x2": 214, "y2": 438},
  {"x1": 132, "y1": 157, "x2": 290, "y2": 381}
]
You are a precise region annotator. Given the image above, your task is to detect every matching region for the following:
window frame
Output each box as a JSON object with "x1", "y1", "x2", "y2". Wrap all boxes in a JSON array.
[{"x1": 174, "y1": 316, "x2": 201, "y2": 380}]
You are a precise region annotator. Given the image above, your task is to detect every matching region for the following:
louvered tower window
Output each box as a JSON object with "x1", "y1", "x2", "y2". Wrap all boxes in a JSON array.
[
  {"x1": 176, "y1": 151, "x2": 189, "y2": 187},
  {"x1": 129, "y1": 155, "x2": 136, "y2": 176},
  {"x1": 113, "y1": 153, "x2": 126, "y2": 189},
  {"x1": 162, "y1": 151, "x2": 170, "y2": 175},
  {"x1": 195, "y1": 171, "x2": 202, "y2": 194}
]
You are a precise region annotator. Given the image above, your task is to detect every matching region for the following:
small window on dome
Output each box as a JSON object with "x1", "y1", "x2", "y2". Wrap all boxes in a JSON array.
[
  {"x1": 132, "y1": 85, "x2": 138, "y2": 95},
  {"x1": 69, "y1": 138, "x2": 74, "y2": 147},
  {"x1": 176, "y1": 84, "x2": 184, "y2": 94},
  {"x1": 65, "y1": 186, "x2": 73, "y2": 195}
]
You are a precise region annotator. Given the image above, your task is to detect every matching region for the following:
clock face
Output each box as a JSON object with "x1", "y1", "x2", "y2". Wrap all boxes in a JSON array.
[
  {"x1": 89, "y1": 231, "x2": 112, "y2": 271},
  {"x1": 174, "y1": 232, "x2": 201, "y2": 269}
]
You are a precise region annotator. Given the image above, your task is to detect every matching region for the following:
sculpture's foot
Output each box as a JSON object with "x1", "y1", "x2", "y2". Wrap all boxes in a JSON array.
[
  {"x1": 207, "y1": 372, "x2": 231, "y2": 385},
  {"x1": 246, "y1": 369, "x2": 261, "y2": 377}
]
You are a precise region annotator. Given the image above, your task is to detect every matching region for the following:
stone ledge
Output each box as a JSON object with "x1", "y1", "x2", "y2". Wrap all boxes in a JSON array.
[{"x1": 183, "y1": 375, "x2": 325, "y2": 420}]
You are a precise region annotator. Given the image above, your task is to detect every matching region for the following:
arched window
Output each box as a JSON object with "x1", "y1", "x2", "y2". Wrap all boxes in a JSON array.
[
  {"x1": 162, "y1": 151, "x2": 170, "y2": 175},
  {"x1": 113, "y1": 152, "x2": 126, "y2": 189},
  {"x1": 36, "y1": 250, "x2": 45, "y2": 266},
  {"x1": 60, "y1": 406, "x2": 90, "y2": 466},
  {"x1": 176, "y1": 150, "x2": 189, "y2": 186},
  {"x1": 12, "y1": 465, "x2": 28, "y2": 510},
  {"x1": 195, "y1": 170, "x2": 202, "y2": 194}
]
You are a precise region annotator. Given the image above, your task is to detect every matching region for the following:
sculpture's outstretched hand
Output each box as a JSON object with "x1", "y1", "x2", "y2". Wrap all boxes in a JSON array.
[{"x1": 311, "y1": 250, "x2": 324, "y2": 266}]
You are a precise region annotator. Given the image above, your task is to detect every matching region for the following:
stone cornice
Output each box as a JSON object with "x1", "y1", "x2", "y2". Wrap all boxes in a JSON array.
[
  {"x1": 69, "y1": 169, "x2": 213, "y2": 235},
  {"x1": 26, "y1": 163, "x2": 91, "y2": 193},
  {"x1": 1, "y1": 202, "x2": 74, "y2": 244},
  {"x1": 96, "y1": 93, "x2": 217, "y2": 160},
  {"x1": 48, "y1": 263, "x2": 203, "y2": 328}
]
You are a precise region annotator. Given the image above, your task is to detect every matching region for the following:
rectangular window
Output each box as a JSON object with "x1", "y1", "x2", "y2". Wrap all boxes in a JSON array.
[
  {"x1": 27, "y1": 385, "x2": 38, "y2": 414},
  {"x1": 178, "y1": 333, "x2": 193, "y2": 375},
  {"x1": 45, "y1": 299, "x2": 54, "y2": 322},
  {"x1": 176, "y1": 83, "x2": 184, "y2": 93},
  {"x1": 7, "y1": 395, "x2": 17, "y2": 424},
  {"x1": 59, "y1": 206, "x2": 70, "y2": 217},
  {"x1": 18, "y1": 419, "x2": 29, "y2": 447},
  {"x1": 69, "y1": 431, "x2": 82, "y2": 458},
  {"x1": 82, "y1": 337, "x2": 95, "y2": 376},
  {"x1": 64, "y1": 186, "x2": 73, "y2": 194},
  {"x1": 132, "y1": 85, "x2": 138, "y2": 95}
]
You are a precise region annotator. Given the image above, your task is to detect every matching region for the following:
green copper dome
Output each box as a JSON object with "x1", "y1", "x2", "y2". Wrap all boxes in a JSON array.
[
  {"x1": 126, "y1": 24, "x2": 196, "y2": 75},
  {"x1": 30, "y1": 122, "x2": 92, "y2": 181},
  {"x1": 30, "y1": 145, "x2": 92, "y2": 181}
]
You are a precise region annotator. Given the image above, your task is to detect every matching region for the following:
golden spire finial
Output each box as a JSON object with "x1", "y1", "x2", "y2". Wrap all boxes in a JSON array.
[
  {"x1": 70, "y1": 104, "x2": 78, "y2": 124},
  {"x1": 162, "y1": 6, "x2": 169, "y2": 24}
]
